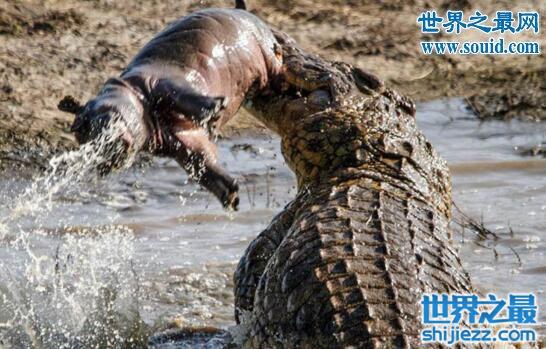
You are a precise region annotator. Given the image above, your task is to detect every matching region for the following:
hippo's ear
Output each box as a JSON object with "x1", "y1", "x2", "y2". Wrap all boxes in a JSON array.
[
  {"x1": 58, "y1": 95, "x2": 84, "y2": 115},
  {"x1": 153, "y1": 79, "x2": 228, "y2": 126}
]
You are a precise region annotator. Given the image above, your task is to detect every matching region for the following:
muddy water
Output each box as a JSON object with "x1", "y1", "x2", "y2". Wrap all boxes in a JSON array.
[{"x1": 0, "y1": 98, "x2": 544, "y2": 347}]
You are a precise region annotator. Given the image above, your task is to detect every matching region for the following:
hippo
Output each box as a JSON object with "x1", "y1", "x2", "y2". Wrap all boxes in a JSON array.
[{"x1": 58, "y1": 2, "x2": 282, "y2": 210}]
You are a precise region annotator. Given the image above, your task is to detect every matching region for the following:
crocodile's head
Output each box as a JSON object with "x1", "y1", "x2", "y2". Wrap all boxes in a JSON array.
[
  {"x1": 244, "y1": 69, "x2": 364, "y2": 188},
  {"x1": 245, "y1": 29, "x2": 451, "y2": 216},
  {"x1": 247, "y1": 73, "x2": 451, "y2": 216},
  {"x1": 243, "y1": 31, "x2": 381, "y2": 186}
]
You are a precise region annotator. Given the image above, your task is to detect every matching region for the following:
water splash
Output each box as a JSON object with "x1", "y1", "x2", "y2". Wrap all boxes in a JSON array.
[
  {"x1": 0, "y1": 120, "x2": 148, "y2": 348},
  {"x1": 0, "y1": 227, "x2": 148, "y2": 348},
  {"x1": 1, "y1": 119, "x2": 135, "y2": 230}
]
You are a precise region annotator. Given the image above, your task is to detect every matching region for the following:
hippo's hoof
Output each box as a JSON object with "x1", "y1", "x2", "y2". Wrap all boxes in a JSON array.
[{"x1": 223, "y1": 182, "x2": 240, "y2": 211}]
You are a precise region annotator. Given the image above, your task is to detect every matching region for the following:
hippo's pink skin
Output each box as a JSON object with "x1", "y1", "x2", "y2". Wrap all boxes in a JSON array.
[{"x1": 66, "y1": 8, "x2": 283, "y2": 209}]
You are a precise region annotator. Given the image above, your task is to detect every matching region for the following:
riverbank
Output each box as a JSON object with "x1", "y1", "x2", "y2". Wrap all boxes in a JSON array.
[{"x1": 0, "y1": 0, "x2": 544, "y2": 170}]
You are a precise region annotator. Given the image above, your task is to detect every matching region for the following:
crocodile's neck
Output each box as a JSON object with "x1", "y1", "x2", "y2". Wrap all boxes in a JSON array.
[{"x1": 268, "y1": 89, "x2": 453, "y2": 219}]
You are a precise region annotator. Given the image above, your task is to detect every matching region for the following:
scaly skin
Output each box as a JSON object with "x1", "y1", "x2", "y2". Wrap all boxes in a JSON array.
[{"x1": 234, "y1": 31, "x2": 493, "y2": 348}]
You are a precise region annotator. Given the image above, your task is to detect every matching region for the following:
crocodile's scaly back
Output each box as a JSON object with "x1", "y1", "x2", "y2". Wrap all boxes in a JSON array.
[
  {"x1": 245, "y1": 182, "x2": 476, "y2": 348},
  {"x1": 235, "y1": 31, "x2": 492, "y2": 348}
]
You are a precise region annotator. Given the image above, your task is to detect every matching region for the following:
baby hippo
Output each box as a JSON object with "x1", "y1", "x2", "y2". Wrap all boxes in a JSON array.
[{"x1": 58, "y1": 4, "x2": 282, "y2": 210}]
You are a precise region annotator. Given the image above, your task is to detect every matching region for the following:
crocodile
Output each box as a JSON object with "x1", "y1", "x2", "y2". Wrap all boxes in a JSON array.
[{"x1": 233, "y1": 30, "x2": 494, "y2": 348}]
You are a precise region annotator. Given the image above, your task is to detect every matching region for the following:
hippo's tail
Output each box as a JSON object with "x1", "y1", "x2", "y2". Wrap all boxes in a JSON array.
[{"x1": 235, "y1": 0, "x2": 246, "y2": 10}]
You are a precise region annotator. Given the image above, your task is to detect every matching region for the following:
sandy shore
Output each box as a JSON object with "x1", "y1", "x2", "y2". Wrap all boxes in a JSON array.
[{"x1": 0, "y1": 0, "x2": 544, "y2": 170}]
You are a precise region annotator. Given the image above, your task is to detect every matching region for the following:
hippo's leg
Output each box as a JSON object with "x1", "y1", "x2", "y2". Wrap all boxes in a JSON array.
[
  {"x1": 153, "y1": 79, "x2": 227, "y2": 131},
  {"x1": 171, "y1": 129, "x2": 239, "y2": 210}
]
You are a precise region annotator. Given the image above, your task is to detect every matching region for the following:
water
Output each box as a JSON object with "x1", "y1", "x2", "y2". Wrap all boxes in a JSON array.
[
  {"x1": 0, "y1": 121, "x2": 145, "y2": 348},
  {"x1": 0, "y1": 98, "x2": 544, "y2": 347}
]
